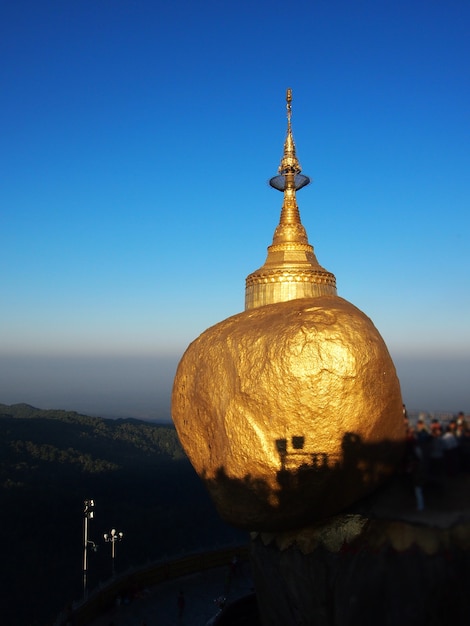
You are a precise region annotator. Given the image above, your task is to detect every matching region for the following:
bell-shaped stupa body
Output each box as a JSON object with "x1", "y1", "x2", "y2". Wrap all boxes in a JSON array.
[
  {"x1": 245, "y1": 89, "x2": 336, "y2": 310},
  {"x1": 172, "y1": 90, "x2": 405, "y2": 532}
]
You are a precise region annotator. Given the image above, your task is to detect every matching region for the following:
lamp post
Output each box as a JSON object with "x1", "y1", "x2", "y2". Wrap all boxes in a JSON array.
[
  {"x1": 103, "y1": 528, "x2": 124, "y2": 576},
  {"x1": 83, "y1": 499, "x2": 95, "y2": 598}
]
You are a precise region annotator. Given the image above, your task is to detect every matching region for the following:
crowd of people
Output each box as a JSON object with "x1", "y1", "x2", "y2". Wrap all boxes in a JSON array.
[{"x1": 403, "y1": 407, "x2": 469, "y2": 510}]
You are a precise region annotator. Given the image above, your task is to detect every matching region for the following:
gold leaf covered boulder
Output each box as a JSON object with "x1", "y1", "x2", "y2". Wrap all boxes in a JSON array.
[
  {"x1": 172, "y1": 296, "x2": 403, "y2": 531},
  {"x1": 171, "y1": 90, "x2": 405, "y2": 532}
]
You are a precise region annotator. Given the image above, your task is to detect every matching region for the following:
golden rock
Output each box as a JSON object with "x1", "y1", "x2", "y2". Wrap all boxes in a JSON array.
[
  {"x1": 172, "y1": 295, "x2": 404, "y2": 531},
  {"x1": 171, "y1": 90, "x2": 404, "y2": 531}
]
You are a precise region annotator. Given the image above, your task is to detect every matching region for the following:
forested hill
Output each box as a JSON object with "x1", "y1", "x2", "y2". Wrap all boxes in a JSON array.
[
  {"x1": 0, "y1": 403, "x2": 246, "y2": 626},
  {"x1": 0, "y1": 402, "x2": 185, "y2": 478}
]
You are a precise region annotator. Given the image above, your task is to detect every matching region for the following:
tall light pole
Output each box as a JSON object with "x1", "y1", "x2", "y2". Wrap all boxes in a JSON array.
[
  {"x1": 83, "y1": 499, "x2": 95, "y2": 598},
  {"x1": 103, "y1": 528, "x2": 124, "y2": 576}
]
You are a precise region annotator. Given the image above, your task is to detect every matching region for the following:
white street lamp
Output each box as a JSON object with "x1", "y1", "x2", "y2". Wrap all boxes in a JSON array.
[
  {"x1": 83, "y1": 499, "x2": 95, "y2": 598},
  {"x1": 103, "y1": 528, "x2": 124, "y2": 576}
]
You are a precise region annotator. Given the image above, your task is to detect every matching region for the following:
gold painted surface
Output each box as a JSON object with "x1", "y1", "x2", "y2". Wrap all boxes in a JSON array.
[
  {"x1": 245, "y1": 89, "x2": 336, "y2": 310},
  {"x1": 253, "y1": 516, "x2": 470, "y2": 555},
  {"x1": 172, "y1": 295, "x2": 404, "y2": 531},
  {"x1": 253, "y1": 514, "x2": 368, "y2": 554}
]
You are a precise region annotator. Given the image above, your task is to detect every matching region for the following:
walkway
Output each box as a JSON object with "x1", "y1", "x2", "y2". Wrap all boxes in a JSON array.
[{"x1": 87, "y1": 559, "x2": 253, "y2": 626}]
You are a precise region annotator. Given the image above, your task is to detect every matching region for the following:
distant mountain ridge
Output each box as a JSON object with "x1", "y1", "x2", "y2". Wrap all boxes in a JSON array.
[
  {"x1": 0, "y1": 401, "x2": 172, "y2": 423},
  {"x1": 0, "y1": 401, "x2": 185, "y2": 474}
]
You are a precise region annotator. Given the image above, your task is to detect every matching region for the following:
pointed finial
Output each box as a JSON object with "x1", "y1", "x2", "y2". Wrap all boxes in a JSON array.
[
  {"x1": 269, "y1": 88, "x2": 310, "y2": 191},
  {"x1": 286, "y1": 87, "x2": 292, "y2": 128}
]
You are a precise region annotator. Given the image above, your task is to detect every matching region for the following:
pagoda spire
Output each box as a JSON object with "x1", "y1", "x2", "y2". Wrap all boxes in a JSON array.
[{"x1": 245, "y1": 89, "x2": 337, "y2": 310}]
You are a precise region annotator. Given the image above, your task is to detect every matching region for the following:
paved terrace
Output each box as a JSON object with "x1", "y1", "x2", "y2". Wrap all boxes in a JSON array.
[
  {"x1": 88, "y1": 561, "x2": 253, "y2": 626},
  {"x1": 58, "y1": 546, "x2": 254, "y2": 626}
]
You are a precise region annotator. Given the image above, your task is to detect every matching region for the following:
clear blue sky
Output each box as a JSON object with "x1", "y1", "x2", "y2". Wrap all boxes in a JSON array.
[{"x1": 1, "y1": 0, "x2": 469, "y2": 419}]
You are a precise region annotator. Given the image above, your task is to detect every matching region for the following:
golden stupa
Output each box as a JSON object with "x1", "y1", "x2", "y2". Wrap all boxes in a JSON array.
[
  {"x1": 245, "y1": 88, "x2": 336, "y2": 309},
  {"x1": 172, "y1": 90, "x2": 405, "y2": 532}
]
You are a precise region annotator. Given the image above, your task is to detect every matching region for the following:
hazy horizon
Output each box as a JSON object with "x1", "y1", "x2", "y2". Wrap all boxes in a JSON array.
[{"x1": 0, "y1": 351, "x2": 468, "y2": 422}]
